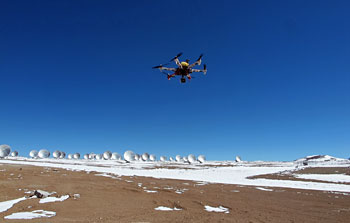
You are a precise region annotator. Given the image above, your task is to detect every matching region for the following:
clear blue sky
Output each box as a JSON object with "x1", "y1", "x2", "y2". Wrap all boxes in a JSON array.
[{"x1": 0, "y1": 0, "x2": 349, "y2": 161}]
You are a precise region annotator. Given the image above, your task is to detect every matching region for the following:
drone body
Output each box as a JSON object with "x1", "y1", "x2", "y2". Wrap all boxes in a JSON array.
[{"x1": 153, "y1": 53, "x2": 207, "y2": 83}]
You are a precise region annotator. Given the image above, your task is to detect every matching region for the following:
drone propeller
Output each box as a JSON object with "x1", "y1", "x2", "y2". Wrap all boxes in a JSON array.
[
  {"x1": 152, "y1": 62, "x2": 171, "y2": 69},
  {"x1": 197, "y1": 54, "x2": 203, "y2": 61},
  {"x1": 170, "y1": 52, "x2": 183, "y2": 62},
  {"x1": 203, "y1": 64, "x2": 207, "y2": 75}
]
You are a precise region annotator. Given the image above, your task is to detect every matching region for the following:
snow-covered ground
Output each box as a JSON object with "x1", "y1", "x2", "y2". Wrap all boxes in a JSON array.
[
  {"x1": 1, "y1": 156, "x2": 350, "y2": 192},
  {"x1": 294, "y1": 174, "x2": 350, "y2": 183},
  {"x1": 4, "y1": 210, "x2": 56, "y2": 219}
]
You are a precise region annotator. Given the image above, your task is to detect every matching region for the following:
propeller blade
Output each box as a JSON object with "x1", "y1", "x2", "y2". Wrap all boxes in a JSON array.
[
  {"x1": 197, "y1": 54, "x2": 203, "y2": 61},
  {"x1": 152, "y1": 65, "x2": 162, "y2": 69},
  {"x1": 170, "y1": 52, "x2": 183, "y2": 61}
]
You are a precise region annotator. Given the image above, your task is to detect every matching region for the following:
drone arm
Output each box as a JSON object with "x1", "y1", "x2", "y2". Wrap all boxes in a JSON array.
[
  {"x1": 160, "y1": 67, "x2": 176, "y2": 71},
  {"x1": 191, "y1": 68, "x2": 207, "y2": 75},
  {"x1": 174, "y1": 58, "x2": 182, "y2": 68},
  {"x1": 189, "y1": 54, "x2": 203, "y2": 68}
]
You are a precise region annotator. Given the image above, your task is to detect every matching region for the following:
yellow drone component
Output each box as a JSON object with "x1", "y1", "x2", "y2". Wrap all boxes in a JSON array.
[{"x1": 180, "y1": 61, "x2": 189, "y2": 67}]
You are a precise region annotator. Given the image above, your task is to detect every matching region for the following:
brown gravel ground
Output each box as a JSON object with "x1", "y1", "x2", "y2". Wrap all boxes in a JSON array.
[{"x1": 1, "y1": 164, "x2": 350, "y2": 223}]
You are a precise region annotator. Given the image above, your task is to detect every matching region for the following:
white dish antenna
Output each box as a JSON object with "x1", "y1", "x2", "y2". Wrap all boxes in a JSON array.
[
  {"x1": 83, "y1": 154, "x2": 89, "y2": 159},
  {"x1": 235, "y1": 156, "x2": 242, "y2": 162},
  {"x1": 188, "y1": 154, "x2": 196, "y2": 163},
  {"x1": 169, "y1": 157, "x2": 174, "y2": 161},
  {"x1": 149, "y1": 154, "x2": 156, "y2": 161},
  {"x1": 142, "y1": 153, "x2": 149, "y2": 161},
  {"x1": 160, "y1": 156, "x2": 167, "y2": 162},
  {"x1": 96, "y1": 154, "x2": 103, "y2": 160},
  {"x1": 67, "y1": 154, "x2": 73, "y2": 159},
  {"x1": 73, "y1": 153, "x2": 80, "y2": 159},
  {"x1": 111, "y1": 152, "x2": 122, "y2": 160},
  {"x1": 197, "y1": 155, "x2": 206, "y2": 163},
  {"x1": 183, "y1": 156, "x2": 188, "y2": 162},
  {"x1": 103, "y1": 151, "x2": 112, "y2": 160},
  {"x1": 29, "y1": 150, "x2": 38, "y2": 158},
  {"x1": 38, "y1": 149, "x2": 50, "y2": 158},
  {"x1": 175, "y1": 155, "x2": 182, "y2": 162},
  {"x1": 53, "y1": 150, "x2": 61, "y2": 159},
  {"x1": 59, "y1": 151, "x2": 66, "y2": 159},
  {"x1": 0, "y1": 144, "x2": 11, "y2": 158},
  {"x1": 89, "y1": 153, "x2": 96, "y2": 159},
  {"x1": 124, "y1": 150, "x2": 136, "y2": 162},
  {"x1": 11, "y1": 151, "x2": 19, "y2": 157},
  {"x1": 135, "y1": 154, "x2": 141, "y2": 161}
]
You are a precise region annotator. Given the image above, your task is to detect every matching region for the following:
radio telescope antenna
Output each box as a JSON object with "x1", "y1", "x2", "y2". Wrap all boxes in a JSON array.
[
  {"x1": 142, "y1": 153, "x2": 150, "y2": 161},
  {"x1": 111, "y1": 152, "x2": 122, "y2": 160},
  {"x1": 38, "y1": 149, "x2": 50, "y2": 158},
  {"x1": 59, "y1": 151, "x2": 66, "y2": 159},
  {"x1": 53, "y1": 150, "x2": 61, "y2": 159},
  {"x1": 188, "y1": 154, "x2": 196, "y2": 163},
  {"x1": 29, "y1": 150, "x2": 38, "y2": 158},
  {"x1": 103, "y1": 151, "x2": 112, "y2": 160},
  {"x1": 0, "y1": 145, "x2": 11, "y2": 158},
  {"x1": 124, "y1": 150, "x2": 136, "y2": 162},
  {"x1": 149, "y1": 154, "x2": 156, "y2": 161},
  {"x1": 197, "y1": 155, "x2": 206, "y2": 163}
]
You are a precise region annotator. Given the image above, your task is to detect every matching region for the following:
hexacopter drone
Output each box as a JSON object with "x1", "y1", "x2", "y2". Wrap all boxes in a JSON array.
[{"x1": 153, "y1": 53, "x2": 207, "y2": 83}]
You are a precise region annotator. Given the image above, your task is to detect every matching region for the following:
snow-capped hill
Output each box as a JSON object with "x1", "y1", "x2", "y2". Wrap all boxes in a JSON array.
[{"x1": 295, "y1": 155, "x2": 349, "y2": 165}]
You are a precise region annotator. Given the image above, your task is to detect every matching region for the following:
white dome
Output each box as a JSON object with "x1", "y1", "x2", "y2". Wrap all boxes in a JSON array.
[
  {"x1": 29, "y1": 150, "x2": 38, "y2": 158},
  {"x1": 0, "y1": 145, "x2": 11, "y2": 158},
  {"x1": 11, "y1": 151, "x2": 19, "y2": 157},
  {"x1": 89, "y1": 153, "x2": 96, "y2": 159},
  {"x1": 53, "y1": 150, "x2": 61, "y2": 158},
  {"x1": 124, "y1": 150, "x2": 136, "y2": 162},
  {"x1": 103, "y1": 151, "x2": 112, "y2": 160},
  {"x1": 59, "y1": 151, "x2": 66, "y2": 159},
  {"x1": 175, "y1": 155, "x2": 182, "y2": 162},
  {"x1": 38, "y1": 149, "x2": 50, "y2": 158},
  {"x1": 142, "y1": 153, "x2": 149, "y2": 161},
  {"x1": 149, "y1": 154, "x2": 156, "y2": 161},
  {"x1": 73, "y1": 153, "x2": 80, "y2": 159},
  {"x1": 198, "y1": 155, "x2": 206, "y2": 163},
  {"x1": 188, "y1": 154, "x2": 196, "y2": 163},
  {"x1": 111, "y1": 152, "x2": 121, "y2": 160}
]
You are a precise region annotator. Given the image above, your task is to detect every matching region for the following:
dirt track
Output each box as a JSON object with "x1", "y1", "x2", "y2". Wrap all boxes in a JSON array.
[{"x1": 1, "y1": 164, "x2": 350, "y2": 223}]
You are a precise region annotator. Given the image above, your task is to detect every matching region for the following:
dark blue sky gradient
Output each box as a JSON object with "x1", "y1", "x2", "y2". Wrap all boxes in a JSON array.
[{"x1": 1, "y1": 0, "x2": 349, "y2": 160}]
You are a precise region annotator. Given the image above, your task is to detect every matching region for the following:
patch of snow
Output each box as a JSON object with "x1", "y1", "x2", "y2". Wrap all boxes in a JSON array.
[
  {"x1": 231, "y1": 190, "x2": 240, "y2": 192},
  {"x1": 0, "y1": 197, "x2": 27, "y2": 213},
  {"x1": 39, "y1": 195, "x2": 69, "y2": 203},
  {"x1": 204, "y1": 205, "x2": 229, "y2": 213},
  {"x1": 144, "y1": 190, "x2": 158, "y2": 193},
  {"x1": 256, "y1": 187, "x2": 274, "y2": 191},
  {"x1": 4, "y1": 210, "x2": 56, "y2": 219},
  {"x1": 294, "y1": 174, "x2": 350, "y2": 183},
  {"x1": 154, "y1": 206, "x2": 181, "y2": 211},
  {"x1": 196, "y1": 181, "x2": 209, "y2": 186}
]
